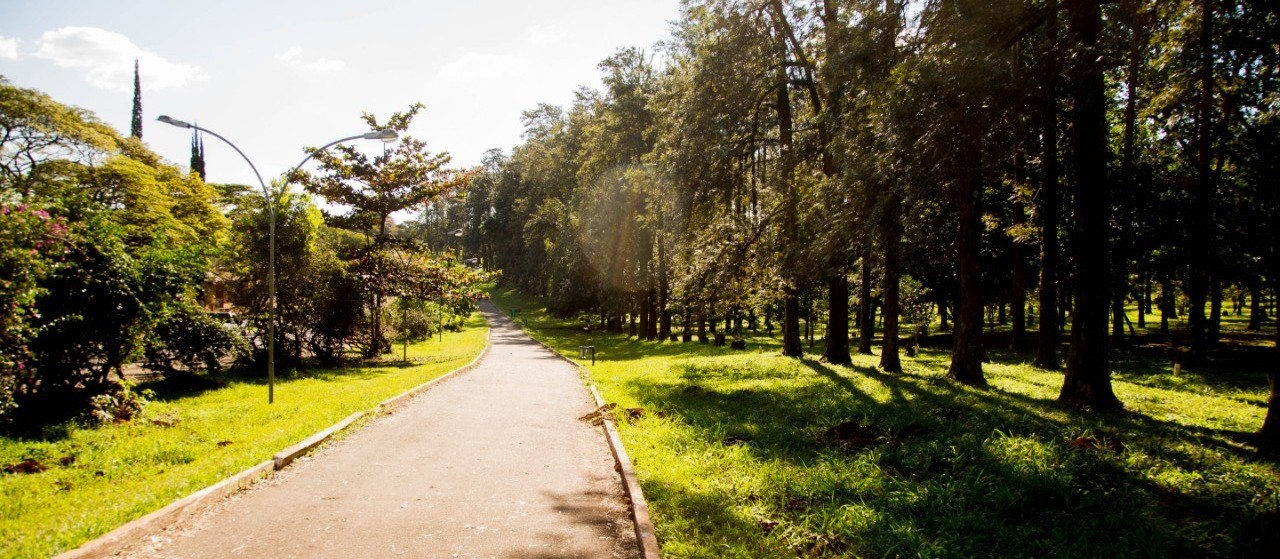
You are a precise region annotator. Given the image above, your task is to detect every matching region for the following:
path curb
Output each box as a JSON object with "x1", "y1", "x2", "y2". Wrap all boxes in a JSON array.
[
  {"x1": 487, "y1": 301, "x2": 662, "y2": 559},
  {"x1": 52, "y1": 459, "x2": 275, "y2": 559},
  {"x1": 272, "y1": 411, "x2": 366, "y2": 470},
  {"x1": 54, "y1": 327, "x2": 492, "y2": 559}
]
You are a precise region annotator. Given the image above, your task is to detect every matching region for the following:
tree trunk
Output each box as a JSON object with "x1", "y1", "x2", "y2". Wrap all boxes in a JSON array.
[
  {"x1": 1250, "y1": 279, "x2": 1265, "y2": 330},
  {"x1": 1115, "y1": 0, "x2": 1142, "y2": 347},
  {"x1": 1036, "y1": 2, "x2": 1061, "y2": 369},
  {"x1": 880, "y1": 195, "x2": 903, "y2": 372},
  {"x1": 658, "y1": 239, "x2": 672, "y2": 341},
  {"x1": 1262, "y1": 285, "x2": 1280, "y2": 452},
  {"x1": 1187, "y1": 0, "x2": 1215, "y2": 357},
  {"x1": 1262, "y1": 371, "x2": 1280, "y2": 453},
  {"x1": 859, "y1": 249, "x2": 875, "y2": 354},
  {"x1": 949, "y1": 139, "x2": 986, "y2": 386},
  {"x1": 1209, "y1": 276, "x2": 1223, "y2": 343},
  {"x1": 778, "y1": 54, "x2": 802, "y2": 358},
  {"x1": 825, "y1": 270, "x2": 852, "y2": 364},
  {"x1": 1010, "y1": 110, "x2": 1027, "y2": 349},
  {"x1": 1138, "y1": 267, "x2": 1148, "y2": 328},
  {"x1": 647, "y1": 288, "x2": 659, "y2": 341},
  {"x1": 1160, "y1": 270, "x2": 1172, "y2": 334},
  {"x1": 1059, "y1": 0, "x2": 1122, "y2": 411}
]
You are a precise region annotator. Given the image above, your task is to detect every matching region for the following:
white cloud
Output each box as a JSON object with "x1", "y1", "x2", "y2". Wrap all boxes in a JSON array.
[
  {"x1": 274, "y1": 45, "x2": 344, "y2": 73},
  {"x1": 435, "y1": 53, "x2": 529, "y2": 86},
  {"x1": 273, "y1": 46, "x2": 303, "y2": 64},
  {"x1": 527, "y1": 24, "x2": 565, "y2": 47},
  {"x1": 0, "y1": 36, "x2": 18, "y2": 60},
  {"x1": 33, "y1": 27, "x2": 208, "y2": 91}
]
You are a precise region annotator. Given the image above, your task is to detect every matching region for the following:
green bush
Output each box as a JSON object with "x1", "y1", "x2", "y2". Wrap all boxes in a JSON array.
[{"x1": 144, "y1": 302, "x2": 246, "y2": 375}]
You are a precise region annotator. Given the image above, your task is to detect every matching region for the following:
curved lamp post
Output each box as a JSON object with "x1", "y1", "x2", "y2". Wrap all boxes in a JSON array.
[{"x1": 157, "y1": 115, "x2": 397, "y2": 403}]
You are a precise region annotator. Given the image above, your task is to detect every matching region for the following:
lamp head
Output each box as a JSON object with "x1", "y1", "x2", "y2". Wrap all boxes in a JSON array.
[
  {"x1": 156, "y1": 115, "x2": 193, "y2": 129},
  {"x1": 363, "y1": 129, "x2": 399, "y2": 143}
]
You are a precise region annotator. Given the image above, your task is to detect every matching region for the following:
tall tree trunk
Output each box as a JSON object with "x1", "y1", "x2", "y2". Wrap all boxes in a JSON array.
[
  {"x1": 1118, "y1": 0, "x2": 1145, "y2": 343},
  {"x1": 658, "y1": 233, "x2": 671, "y2": 340},
  {"x1": 1263, "y1": 274, "x2": 1280, "y2": 452},
  {"x1": 1160, "y1": 270, "x2": 1172, "y2": 334},
  {"x1": 647, "y1": 288, "x2": 659, "y2": 341},
  {"x1": 859, "y1": 249, "x2": 875, "y2": 354},
  {"x1": 638, "y1": 295, "x2": 649, "y2": 340},
  {"x1": 825, "y1": 269, "x2": 852, "y2": 364},
  {"x1": 881, "y1": 194, "x2": 903, "y2": 372},
  {"x1": 1138, "y1": 266, "x2": 1148, "y2": 328},
  {"x1": 777, "y1": 52, "x2": 802, "y2": 358},
  {"x1": 1060, "y1": 0, "x2": 1121, "y2": 411},
  {"x1": 949, "y1": 139, "x2": 986, "y2": 386},
  {"x1": 1036, "y1": 2, "x2": 1061, "y2": 369},
  {"x1": 1250, "y1": 278, "x2": 1265, "y2": 330},
  {"x1": 1011, "y1": 121, "x2": 1028, "y2": 351},
  {"x1": 1187, "y1": 0, "x2": 1215, "y2": 357}
]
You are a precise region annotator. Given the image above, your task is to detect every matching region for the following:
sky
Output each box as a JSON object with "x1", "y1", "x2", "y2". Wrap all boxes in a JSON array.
[{"x1": 0, "y1": 0, "x2": 682, "y2": 187}]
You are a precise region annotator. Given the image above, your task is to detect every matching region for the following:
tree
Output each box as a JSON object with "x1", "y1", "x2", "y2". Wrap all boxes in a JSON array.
[
  {"x1": 190, "y1": 129, "x2": 205, "y2": 180},
  {"x1": 0, "y1": 77, "x2": 117, "y2": 188},
  {"x1": 302, "y1": 104, "x2": 472, "y2": 356},
  {"x1": 1058, "y1": 0, "x2": 1122, "y2": 410},
  {"x1": 1035, "y1": 0, "x2": 1063, "y2": 369},
  {"x1": 130, "y1": 59, "x2": 142, "y2": 140}
]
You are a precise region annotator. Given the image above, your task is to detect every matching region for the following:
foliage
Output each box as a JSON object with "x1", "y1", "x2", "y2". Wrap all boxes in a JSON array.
[
  {"x1": 1, "y1": 79, "x2": 228, "y2": 429},
  {"x1": 144, "y1": 302, "x2": 246, "y2": 375},
  {"x1": 19, "y1": 216, "x2": 202, "y2": 426},
  {"x1": 0, "y1": 204, "x2": 69, "y2": 422},
  {"x1": 225, "y1": 185, "x2": 326, "y2": 368},
  {"x1": 298, "y1": 104, "x2": 481, "y2": 357},
  {"x1": 0, "y1": 77, "x2": 118, "y2": 188}
]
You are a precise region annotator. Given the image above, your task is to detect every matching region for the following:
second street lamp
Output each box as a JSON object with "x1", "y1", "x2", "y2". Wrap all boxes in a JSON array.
[{"x1": 156, "y1": 115, "x2": 398, "y2": 403}]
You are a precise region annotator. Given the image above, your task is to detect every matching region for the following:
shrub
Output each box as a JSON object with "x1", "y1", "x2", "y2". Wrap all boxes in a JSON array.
[{"x1": 144, "y1": 302, "x2": 246, "y2": 375}]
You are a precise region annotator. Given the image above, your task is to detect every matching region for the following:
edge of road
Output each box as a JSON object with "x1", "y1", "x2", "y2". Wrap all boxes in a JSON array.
[
  {"x1": 53, "y1": 324, "x2": 493, "y2": 559},
  {"x1": 484, "y1": 299, "x2": 662, "y2": 559}
]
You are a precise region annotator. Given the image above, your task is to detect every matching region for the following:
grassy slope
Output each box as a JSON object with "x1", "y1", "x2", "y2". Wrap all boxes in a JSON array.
[
  {"x1": 0, "y1": 313, "x2": 487, "y2": 559},
  {"x1": 490, "y1": 288, "x2": 1279, "y2": 558}
]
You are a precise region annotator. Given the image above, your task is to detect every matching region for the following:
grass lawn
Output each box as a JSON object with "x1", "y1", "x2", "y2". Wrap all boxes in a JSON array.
[
  {"x1": 0, "y1": 313, "x2": 487, "y2": 559},
  {"x1": 490, "y1": 287, "x2": 1280, "y2": 558}
]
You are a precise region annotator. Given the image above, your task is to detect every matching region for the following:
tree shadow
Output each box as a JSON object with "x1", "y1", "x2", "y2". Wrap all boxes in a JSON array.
[{"x1": 614, "y1": 353, "x2": 1274, "y2": 557}]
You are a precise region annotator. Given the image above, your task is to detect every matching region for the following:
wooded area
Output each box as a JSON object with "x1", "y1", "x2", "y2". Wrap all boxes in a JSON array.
[{"x1": 414, "y1": 0, "x2": 1280, "y2": 445}]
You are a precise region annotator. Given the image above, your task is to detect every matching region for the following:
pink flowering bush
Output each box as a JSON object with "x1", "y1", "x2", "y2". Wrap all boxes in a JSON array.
[{"x1": 0, "y1": 204, "x2": 68, "y2": 421}]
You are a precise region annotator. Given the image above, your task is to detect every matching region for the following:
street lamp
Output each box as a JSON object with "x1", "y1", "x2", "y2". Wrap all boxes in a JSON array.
[{"x1": 157, "y1": 115, "x2": 397, "y2": 403}]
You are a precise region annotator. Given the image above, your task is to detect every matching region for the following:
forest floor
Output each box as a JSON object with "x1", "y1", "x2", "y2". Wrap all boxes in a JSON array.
[
  {"x1": 490, "y1": 287, "x2": 1280, "y2": 558},
  {"x1": 0, "y1": 314, "x2": 488, "y2": 559}
]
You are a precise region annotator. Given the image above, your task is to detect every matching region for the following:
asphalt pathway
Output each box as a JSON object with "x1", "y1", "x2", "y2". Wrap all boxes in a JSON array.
[{"x1": 124, "y1": 302, "x2": 638, "y2": 559}]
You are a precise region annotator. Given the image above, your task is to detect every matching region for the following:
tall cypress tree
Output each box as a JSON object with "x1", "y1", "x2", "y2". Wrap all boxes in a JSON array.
[
  {"x1": 130, "y1": 58, "x2": 143, "y2": 139},
  {"x1": 190, "y1": 129, "x2": 206, "y2": 180}
]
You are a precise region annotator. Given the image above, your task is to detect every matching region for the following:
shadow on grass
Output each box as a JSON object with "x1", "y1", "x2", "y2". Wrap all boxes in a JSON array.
[{"x1": 619, "y1": 355, "x2": 1272, "y2": 558}]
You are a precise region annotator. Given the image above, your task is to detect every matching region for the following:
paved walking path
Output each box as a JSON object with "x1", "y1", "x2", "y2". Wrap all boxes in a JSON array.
[{"x1": 124, "y1": 302, "x2": 638, "y2": 559}]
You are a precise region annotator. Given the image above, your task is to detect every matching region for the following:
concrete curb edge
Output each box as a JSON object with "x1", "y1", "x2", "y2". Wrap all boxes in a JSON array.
[
  {"x1": 52, "y1": 459, "x2": 275, "y2": 559},
  {"x1": 271, "y1": 411, "x2": 366, "y2": 470},
  {"x1": 378, "y1": 334, "x2": 492, "y2": 411},
  {"x1": 486, "y1": 300, "x2": 662, "y2": 559},
  {"x1": 53, "y1": 324, "x2": 494, "y2": 559}
]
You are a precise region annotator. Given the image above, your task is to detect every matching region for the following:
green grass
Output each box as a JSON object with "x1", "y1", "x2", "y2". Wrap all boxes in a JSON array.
[
  {"x1": 490, "y1": 288, "x2": 1279, "y2": 558},
  {"x1": 0, "y1": 314, "x2": 487, "y2": 559}
]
